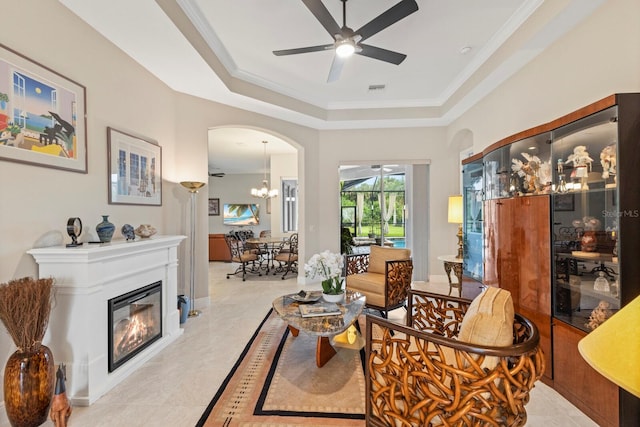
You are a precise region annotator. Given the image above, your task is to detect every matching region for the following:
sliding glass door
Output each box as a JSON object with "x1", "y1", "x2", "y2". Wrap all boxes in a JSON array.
[{"x1": 339, "y1": 164, "x2": 407, "y2": 254}]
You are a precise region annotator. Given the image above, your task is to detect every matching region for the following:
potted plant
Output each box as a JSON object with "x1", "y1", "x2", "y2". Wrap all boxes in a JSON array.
[
  {"x1": 304, "y1": 250, "x2": 345, "y2": 302},
  {"x1": 0, "y1": 92, "x2": 8, "y2": 110}
]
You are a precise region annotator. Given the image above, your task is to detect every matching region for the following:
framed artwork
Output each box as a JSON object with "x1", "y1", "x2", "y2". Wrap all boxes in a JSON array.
[
  {"x1": 0, "y1": 43, "x2": 87, "y2": 173},
  {"x1": 107, "y1": 127, "x2": 162, "y2": 206},
  {"x1": 209, "y1": 198, "x2": 220, "y2": 216},
  {"x1": 554, "y1": 194, "x2": 574, "y2": 211}
]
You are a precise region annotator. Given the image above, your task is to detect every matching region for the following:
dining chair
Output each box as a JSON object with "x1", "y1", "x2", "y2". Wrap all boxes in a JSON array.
[
  {"x1": 273, "y1": 233, "x2": 298, "y2": 279},
  {"x1": 259, "y1": 230, "x2": 271, "y2": 238},
  {"x1": 224, "y1": 235, "x2": 261, "y2": 281}
]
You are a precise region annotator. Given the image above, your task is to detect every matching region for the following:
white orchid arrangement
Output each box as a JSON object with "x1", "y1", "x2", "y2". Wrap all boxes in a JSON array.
[{"x1": 304, "y1": 250, "x2": 344, "y2": 295}]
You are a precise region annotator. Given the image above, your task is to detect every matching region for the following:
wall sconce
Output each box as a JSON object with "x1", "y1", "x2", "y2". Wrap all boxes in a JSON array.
[{"x1": 448, "y1": 195, "x2": 463, "y2": 259}]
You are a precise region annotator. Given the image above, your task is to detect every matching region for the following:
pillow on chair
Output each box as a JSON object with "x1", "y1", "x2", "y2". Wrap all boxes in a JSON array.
[
  {"x1": 367, "y1": 245, "x2": 411, "y2": 274},
  {"x1": 459, "y1": 286, "x2": 514, "y2": 347}
]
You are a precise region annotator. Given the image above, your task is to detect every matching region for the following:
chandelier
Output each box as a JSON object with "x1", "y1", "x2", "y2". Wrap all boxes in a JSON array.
[{"x1": 251, "y1": 141, "x2": 278, "y2": 199}]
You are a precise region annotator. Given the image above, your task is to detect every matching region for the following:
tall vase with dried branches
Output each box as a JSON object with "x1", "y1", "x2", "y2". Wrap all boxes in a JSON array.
[{"x1": 0, "y1": 277, "x2": 55, "y2": 427}]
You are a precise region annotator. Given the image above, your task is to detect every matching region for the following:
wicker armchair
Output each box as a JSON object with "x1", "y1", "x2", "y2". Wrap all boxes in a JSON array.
[
  {"x1": 365, "y1": 289, "x2": 545, "y2": 427},
  {"x1": 345, "y1": 245, "x2": 413, "y2": 317}
]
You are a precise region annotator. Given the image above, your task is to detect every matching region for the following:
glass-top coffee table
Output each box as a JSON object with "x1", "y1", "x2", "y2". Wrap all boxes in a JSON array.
[{"x1": 272, "y1": 290, "x2": 366, "y2": 367}]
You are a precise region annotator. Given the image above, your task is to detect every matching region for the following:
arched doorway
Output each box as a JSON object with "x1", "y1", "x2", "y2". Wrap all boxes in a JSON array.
[{"x1": 207, "y1": 126, "x2": 302, "y2": 270}]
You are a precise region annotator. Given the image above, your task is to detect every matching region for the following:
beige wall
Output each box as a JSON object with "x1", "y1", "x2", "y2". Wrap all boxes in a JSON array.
[
  {"x1": 0, "y1": 0, "x2": 180, "y2": 408},
  {"x1": 1, "y1": 0, "x2": 639, "y2": 411},
  {"x1": 207, "y1": 173, "x2": 274, "y2": 235},
  {"x1": 447, "y1": 0, "x2": 640, "y2": 151}
]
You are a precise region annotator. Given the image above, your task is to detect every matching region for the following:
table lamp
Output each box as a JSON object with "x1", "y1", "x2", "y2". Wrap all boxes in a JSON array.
[
  {"x1": 448, "y1": 195, "x2": 463, "y2": 259},
  {"x1": 578, "y1": 294, "x2": 640, "y2": 398}
]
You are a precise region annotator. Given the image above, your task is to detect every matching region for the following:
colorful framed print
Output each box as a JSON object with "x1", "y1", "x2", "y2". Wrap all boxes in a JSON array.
[
  {"x1": 209, "y1": 198, "x2": 220, "y2": 216},
  {"x1": 107, "y1": 127, "x2": 162, "y2": 206},
  {"x1": 0, "y1": 43, "x2": 87, "y2": 173}
]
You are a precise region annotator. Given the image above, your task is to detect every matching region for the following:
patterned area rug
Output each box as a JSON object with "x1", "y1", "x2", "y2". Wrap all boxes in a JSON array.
[{"x1": 197, "y1": 309, "x2": 366, "y2": 426}]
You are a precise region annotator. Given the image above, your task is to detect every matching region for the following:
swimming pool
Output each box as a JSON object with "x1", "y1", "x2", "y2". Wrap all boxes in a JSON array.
[{"x1": 387, "y1": 238, "x2": 406, "y2": 248}]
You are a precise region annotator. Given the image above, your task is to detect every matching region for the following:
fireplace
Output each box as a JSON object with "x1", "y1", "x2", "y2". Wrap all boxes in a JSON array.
[
  {"x1": 108, "y1": 281, "x2": 162, "y2": 372},
  {"x1": 28, "y1": 235, "x2": 185, "y2": 405}
]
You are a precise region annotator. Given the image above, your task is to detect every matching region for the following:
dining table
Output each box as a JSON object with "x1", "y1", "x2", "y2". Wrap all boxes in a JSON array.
[{"x1": 245, "y1": 237, "x2": 287, "y2": 273}]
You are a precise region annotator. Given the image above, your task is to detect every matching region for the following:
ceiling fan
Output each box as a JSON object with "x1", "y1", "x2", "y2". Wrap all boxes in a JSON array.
[
  {"x1": 209, "y1": 172, "x2": 226, "y2": 178},
  {"x1": 273, "y1": 0, "x2": 418, "y2": 82}
]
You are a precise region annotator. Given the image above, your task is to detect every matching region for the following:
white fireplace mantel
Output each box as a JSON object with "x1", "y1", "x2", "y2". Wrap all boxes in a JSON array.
[{"x1": 28, "y1": 235, "x2": 186, "y2": 406}]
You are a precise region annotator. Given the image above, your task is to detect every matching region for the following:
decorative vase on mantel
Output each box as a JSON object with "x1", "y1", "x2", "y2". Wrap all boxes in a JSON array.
[{"x1": 96, "y1": 215, "x2": 115, "y2": 243}]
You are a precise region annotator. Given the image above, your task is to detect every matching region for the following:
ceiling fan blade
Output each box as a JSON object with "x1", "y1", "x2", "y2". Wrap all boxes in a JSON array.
[
  {"x1": 301, "y1": 0, "x2": 341, "y2": 39},
  {"x1": 327, "y1": 54, "x2": 346, "y2": 83},
  {"x1": 357, "y1": 44, "x2": 406, "y2": 65},
  {"x1": 273, "y1": 44, "x2": 334, "y2": 56},
  {"x1": 355, "y1": 0, "x2": 418, "y2": 43}
]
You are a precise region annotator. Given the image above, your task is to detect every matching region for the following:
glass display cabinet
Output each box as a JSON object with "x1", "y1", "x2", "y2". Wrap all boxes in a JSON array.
[
  {"x1": 462, "y1": 157, "x2": 483, "y2": 281},
  {"x1": 468, "y1": 94, "x2": 640, "y2": 426},
  {"x1": 483, "y1": 145, "x2": 510, "y2": 200},
  {"x1": 551, "y1": 105, "x2": 622, "y2": 332},
  {"x1": 508, "y1": 132, "x2": 552, "y2": 196}
]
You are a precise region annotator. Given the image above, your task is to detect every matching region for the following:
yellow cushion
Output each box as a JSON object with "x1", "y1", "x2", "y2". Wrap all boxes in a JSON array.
[
  {"x1": 346, "y1": 273, "x2": 386, "y2": 307},
  {"x1": 367, "y1": 245, "x2": 411, "y2": 275},
  {"x1": 459, "y1": 286, "x2": 514, "y2": 347}
]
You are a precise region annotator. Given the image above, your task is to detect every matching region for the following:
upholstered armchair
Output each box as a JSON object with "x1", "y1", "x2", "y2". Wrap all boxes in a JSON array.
[
  {"x1": 365, "y1": 287, "x2": 545, "y2": 427},
  {"x1": 345, "y1": 245, "x2": 413, "y2": 317}
]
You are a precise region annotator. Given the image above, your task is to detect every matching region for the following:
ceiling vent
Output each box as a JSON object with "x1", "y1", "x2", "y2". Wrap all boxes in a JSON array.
[{"x1": 368, "y1": 84, "x2": 386, "y2": 93}]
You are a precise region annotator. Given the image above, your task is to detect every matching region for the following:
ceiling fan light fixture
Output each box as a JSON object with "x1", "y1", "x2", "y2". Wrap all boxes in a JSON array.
[{"x1": 336, "y1": 40, "x2": 356, "y2": 58}]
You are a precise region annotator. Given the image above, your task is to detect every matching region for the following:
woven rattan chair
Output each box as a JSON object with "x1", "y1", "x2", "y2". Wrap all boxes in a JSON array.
[
  {"x1": 345, "y1": 245, "x2": 413, "y2": 318},
  {"x1": 365, "y1": 288, "x2": 545, "y2": 427}
]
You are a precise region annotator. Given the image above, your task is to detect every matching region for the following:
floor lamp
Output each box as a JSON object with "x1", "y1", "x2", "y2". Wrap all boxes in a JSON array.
[
  {"x1": 448, "y1": 195, "x2": 463, "y2": 259},
  {"x1": 180, "y1": 181, "x2": 206, "y2": 318}
]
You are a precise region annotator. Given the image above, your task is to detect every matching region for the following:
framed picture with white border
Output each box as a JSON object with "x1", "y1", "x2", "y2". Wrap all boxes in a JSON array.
[{"x1": 107, "y1": 127, "x2": 162, "y2": 206}]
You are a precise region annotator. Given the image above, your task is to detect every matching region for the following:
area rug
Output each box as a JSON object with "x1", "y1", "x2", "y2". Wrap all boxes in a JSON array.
[{"x1": 196, "y1": 309, "x2": 366, "y2": 426}]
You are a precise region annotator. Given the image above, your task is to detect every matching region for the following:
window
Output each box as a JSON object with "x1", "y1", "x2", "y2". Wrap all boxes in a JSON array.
[
  {"x1": 282, "y1": 179, "x2": 298, "y2": 232},
  {"x1": 339, "y1": 165, "x2": 407, "y2": 251}
]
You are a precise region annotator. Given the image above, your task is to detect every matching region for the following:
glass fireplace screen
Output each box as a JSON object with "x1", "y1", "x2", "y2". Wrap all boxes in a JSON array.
[{"x1": 108, "y1": 281, "x2": 162, "y2": 372}]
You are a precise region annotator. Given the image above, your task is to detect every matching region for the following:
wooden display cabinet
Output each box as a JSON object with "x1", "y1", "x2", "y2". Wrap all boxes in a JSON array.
[
  {"x1": 483, "y1": 195, "x2": 552, "y2": 382},
  {"x1": 475, "y1": 93, "x2": 640, "y2": 426}
]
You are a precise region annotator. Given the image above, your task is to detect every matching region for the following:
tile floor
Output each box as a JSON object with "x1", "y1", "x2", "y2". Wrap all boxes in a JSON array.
[{"x1": 0, "y1": 263, "x2": 598, "y2": 426}]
